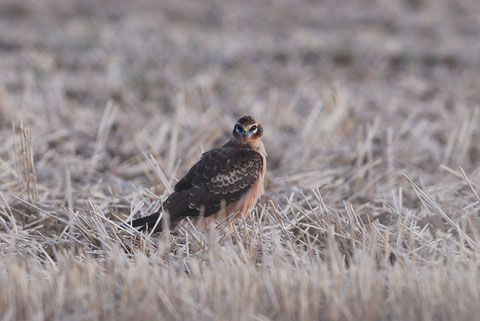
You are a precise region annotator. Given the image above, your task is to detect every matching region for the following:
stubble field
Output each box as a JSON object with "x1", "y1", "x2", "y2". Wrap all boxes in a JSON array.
[{"x1": 1, "y1": 0, "x2": 480, "y2": 320}]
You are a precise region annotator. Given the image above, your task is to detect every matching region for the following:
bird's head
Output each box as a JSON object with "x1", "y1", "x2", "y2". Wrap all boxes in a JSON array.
[{"x1": 232, "y1": 115, "x2": 263, "y2": 143}]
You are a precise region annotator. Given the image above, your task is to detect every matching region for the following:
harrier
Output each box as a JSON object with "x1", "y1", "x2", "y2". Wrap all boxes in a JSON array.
[{"x1": 129, "y1": 116, "x2": 266, "y2": 232}]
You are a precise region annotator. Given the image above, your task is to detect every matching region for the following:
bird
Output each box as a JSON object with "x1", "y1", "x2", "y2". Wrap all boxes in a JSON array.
[{"x1": 129, "y1": 115, "x2": 266, "y2": 233}]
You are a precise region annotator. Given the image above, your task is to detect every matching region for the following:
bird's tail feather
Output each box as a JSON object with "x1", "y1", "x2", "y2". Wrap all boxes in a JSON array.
[
  {"x1": 130, "y1": 212, "x2": 164, "y2": 232},
  {"x1": 128, "y1": 191, "x2": 189, "y2": 233}
]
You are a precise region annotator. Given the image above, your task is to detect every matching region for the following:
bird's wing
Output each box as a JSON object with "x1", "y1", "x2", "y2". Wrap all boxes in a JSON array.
[{"x1": 167, "y1": 147, "x2": 263, "y2": 218}]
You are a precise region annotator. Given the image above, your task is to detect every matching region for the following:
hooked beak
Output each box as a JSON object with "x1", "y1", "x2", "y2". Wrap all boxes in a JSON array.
[{"x1": 242, "y1": 127, "x2": 249, "y2": 137}]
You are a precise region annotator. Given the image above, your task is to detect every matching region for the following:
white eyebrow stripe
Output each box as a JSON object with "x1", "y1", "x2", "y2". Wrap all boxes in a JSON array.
[{"x1": 248, "y1": 124, "x2": 258, "y2": 132}]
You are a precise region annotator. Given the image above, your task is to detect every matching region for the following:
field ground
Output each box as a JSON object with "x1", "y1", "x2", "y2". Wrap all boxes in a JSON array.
[{"x1": 1, "y1": 0, "x2": 480, "y2": 320}]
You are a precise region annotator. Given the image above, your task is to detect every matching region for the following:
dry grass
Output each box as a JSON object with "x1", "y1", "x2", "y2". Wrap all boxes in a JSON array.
[{"x1": 1, "y1": 0, "x2": 480, "y2": 320}]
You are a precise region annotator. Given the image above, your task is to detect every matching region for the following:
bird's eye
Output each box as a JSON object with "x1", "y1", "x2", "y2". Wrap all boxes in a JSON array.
[
  {"x1": 235, "y1": 124, "x2": 243, "y2": 133},
  {"x1": 250, "y1": 125, "x2": 258, "y2": 133}
]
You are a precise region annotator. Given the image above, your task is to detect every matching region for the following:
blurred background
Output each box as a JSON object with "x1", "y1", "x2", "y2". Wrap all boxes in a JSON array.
[{"x1": 0, "y1": 0, "x2": 480, "y2": 209}]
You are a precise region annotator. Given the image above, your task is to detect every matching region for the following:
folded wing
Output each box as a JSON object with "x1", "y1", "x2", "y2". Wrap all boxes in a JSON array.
[{"x1": 130, "y1": 147, "x2": 263, "y2": 231}]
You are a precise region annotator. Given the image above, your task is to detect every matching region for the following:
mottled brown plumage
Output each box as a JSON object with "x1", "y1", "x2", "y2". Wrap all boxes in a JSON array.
[{"x1": 130, "y1": 116, "x2": 266, "y2": 232}]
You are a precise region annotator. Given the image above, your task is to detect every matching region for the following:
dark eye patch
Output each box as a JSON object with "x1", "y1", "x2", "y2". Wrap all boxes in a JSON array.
[
  {"x1": 235, "y1": 124, "x2": 243, "y2": 132},
  {"x1": 250, "y1": 125, "x2": 257, "y2": 132}
]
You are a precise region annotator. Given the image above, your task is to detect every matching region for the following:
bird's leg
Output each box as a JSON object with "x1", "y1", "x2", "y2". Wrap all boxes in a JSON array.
[{"x1": 228, "y1": 211, "x2": 242, "y2": 234}]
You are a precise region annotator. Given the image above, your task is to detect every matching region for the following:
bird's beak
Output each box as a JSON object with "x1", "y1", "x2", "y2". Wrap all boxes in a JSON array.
[{"x1": 242, "y1": 127, "x2": 249, "y2": 136}]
